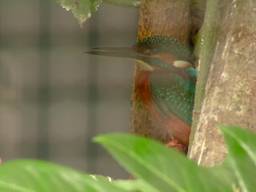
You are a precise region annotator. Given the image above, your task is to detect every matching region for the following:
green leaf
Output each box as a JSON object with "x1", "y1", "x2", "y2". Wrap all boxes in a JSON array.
[
  {"x1": 55, "y1": 0, "x2": 140, "y2": 25},
  {"x1": 115, "y1": 179, "x2": 159, "y2": 192},
  {"x1": 221, "y1": 126, "x2": 256, "y2": 192},
  {"x1": 55, "y1": 0, "x2": 103, "y2": 24},
  {"x1": 95, "y1": 134, "x2": 232, "y2": 192},
  {"x1": 0, "y1": 160, "x2": 129, "y2": 192},
  {"x1": 3, "y1": 127, "x2": 256, "y2": 192}
]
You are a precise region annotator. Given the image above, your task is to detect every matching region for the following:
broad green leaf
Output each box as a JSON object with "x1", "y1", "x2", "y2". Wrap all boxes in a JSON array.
[
  {"x1": 95, "y1": 134, "x2": 232, "y2": 192},
  {"x1": 55, "y1": 0, "x2": 139, "y2": 24},
  {"x1": 56, "y1": 0, "x2": 103, "y2": 24},
  {"x1": 104, "y1": 0, "x2": 140, "y2": 7},
  {"x1": 0, "y1": 160, "x2": 129, "y2": 192},
  {"x1": 222, "y1": 126, "x2": 256, "y2": 192},
  {"x1": 115, "y1": 179, "x2": 159, "y2": 192}
]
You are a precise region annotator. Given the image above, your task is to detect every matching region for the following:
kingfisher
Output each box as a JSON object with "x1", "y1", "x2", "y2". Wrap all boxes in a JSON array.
[{"x1": 86, "y1": 35, "x2": 196, "y2": 153}]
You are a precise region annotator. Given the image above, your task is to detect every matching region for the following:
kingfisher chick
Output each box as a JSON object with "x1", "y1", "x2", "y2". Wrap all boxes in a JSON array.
[{"x1": 86, "y1": 35, "x2": 196, "y2": 153}]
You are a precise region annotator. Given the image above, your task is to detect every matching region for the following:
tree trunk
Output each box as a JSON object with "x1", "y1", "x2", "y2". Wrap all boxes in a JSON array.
[
  {"x1": 132, "y1": 0, "x2": 192, "y2": 142},
  {"x1": 189, "y1": 0, "x2": 256, "y2": 166}
]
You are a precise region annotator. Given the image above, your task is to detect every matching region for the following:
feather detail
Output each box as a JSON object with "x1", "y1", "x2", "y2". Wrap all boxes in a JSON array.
[{"x1": 135, "y1": 70, "x2": 191, "y2": 147}]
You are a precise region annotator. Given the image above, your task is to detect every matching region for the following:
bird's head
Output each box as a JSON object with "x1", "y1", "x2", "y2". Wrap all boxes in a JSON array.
[{"x1": 85, "y1": 35, "x2": 195, "y2": 71}]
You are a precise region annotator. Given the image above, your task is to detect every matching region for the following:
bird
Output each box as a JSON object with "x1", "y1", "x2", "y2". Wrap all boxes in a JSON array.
[{"x1": 86, "y1": 35, "x2": 196, "y2": 153}]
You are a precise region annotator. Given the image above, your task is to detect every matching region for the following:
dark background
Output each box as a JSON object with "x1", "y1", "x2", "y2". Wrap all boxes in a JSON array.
[{"x1": 0, "y1": 0, "x2": 138, "y2": 178}]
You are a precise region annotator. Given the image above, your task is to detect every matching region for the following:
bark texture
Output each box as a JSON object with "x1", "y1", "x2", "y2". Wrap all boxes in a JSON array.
[
  {"x1": 189, "y1": 0, "x2": 256, "y2": 166},
  {"x1": 132, "y1": 0, "x2": 192, "y2": 142},
  {"x1": 137, "y1": 0, "x2": 191, "y2": 43}
]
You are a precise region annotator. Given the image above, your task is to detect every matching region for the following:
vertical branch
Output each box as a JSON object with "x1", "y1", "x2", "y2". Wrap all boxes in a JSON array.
[
  {"x1": 189, "y1": 0, "x2": 221, "y2": 146},
  {"x1": 132, "y1": 0, "x2": 192, "y2": 141},
  {"x1": 189, "y1": 0, "x2": 256, "y2": 165}
]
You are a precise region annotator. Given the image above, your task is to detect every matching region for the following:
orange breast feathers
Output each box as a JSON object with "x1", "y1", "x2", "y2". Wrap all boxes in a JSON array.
[
  {"x1": 135, "y1": 71, "x2": 152, "y2": 106},
  {"x1": 134, "y1": 71, "x2": 190, "y2": 151}
]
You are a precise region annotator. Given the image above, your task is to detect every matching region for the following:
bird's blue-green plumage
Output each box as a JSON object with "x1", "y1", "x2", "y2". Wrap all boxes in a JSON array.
[
  {"x1": 136, "y1": 36, "x2": 196, "y2": 124},
  {"x1": 136, "y1": 36, "x2": 195, "y2": 63},
  {"x1": 86, "y1": 35, "x2": 196, "y2": 125},
  {"x1": 150, "y1": 70, "x2": 195, "y2": 124}
]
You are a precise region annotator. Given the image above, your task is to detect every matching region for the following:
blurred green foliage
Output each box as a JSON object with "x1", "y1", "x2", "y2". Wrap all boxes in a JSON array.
[{"x1": 0, "y1": 126, "x2": 255, "y2": 191}]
